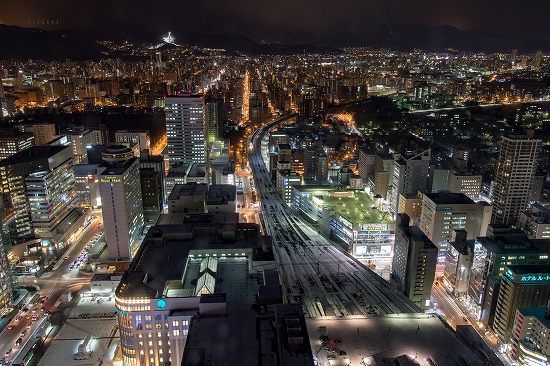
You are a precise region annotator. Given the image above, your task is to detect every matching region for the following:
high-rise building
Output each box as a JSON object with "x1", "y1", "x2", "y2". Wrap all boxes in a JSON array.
[
  {"x1": 98, "y1": 146, "x2": 144, "y2": 260},
  {"x1": 0, "y1": 146, "x2": 73, "y2": 244},
  {"x1": 0, "y1": 128, "x2": 34, "y2": 160},
  {"x1": 165, "y1": 93, "x2": 207, "y2": 165},
  {"x1": 25, "y1": 156, "x2": 77, "y2": 240},
  {"x1": 115, "y1": 130, "x2": 151, "y2": 154},
  {"x1": 419, "y1": 192, "x2": 492, "y2": 255},
  {"x1": 140, "y1": 149, "x2": 166, "y2": 206},
  {"x1": 204, "y1": 95, "x2": 224, "y2": 145},
  {"x1": 492, "y1": 131, "x2": 540, "y2": 226},
  {"x1": 392, "y1": 214, "x2": 438, "y2": 310},
  {"x1": 492, "y1": 265, "x2": 550, "y2": 343},
  {"x1": 388, "y1": 149, "x2": 431, "y2": 215},
  {"x1": 16, "y1": 123, "x2": 56, "y2": 146}
]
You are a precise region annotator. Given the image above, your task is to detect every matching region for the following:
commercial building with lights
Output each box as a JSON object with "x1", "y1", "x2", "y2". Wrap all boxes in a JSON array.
[
  {"x1": 165, "y1": 94, "x2": 207, "y2": 165},
  {"x1": 114, "y1": 213, "x2": 274, "y2": 366},
  {"x1": 468, "y1": 224, "x2": 550, "y2": 325},
  {"x1": 419, "y1": 192, "x2": 492, "y2": 259},
  {"x1": 0, "y1": 145, "x2": 74, "y2": 245},
  {"x1": 0, "y1": 128, "x2": 34, "y2": 160},
  {"x1": 16, "y1": 123, "x2": 56, "y2": 146},
  {"x1": 292, "y1": 186, "x2": 395, "y2": 259},
  {"x1": 98, "y1": 146, "x2": 144, "y2": 260},
  {"x1": 60, "y1": 126, "x2": 103, "y2": 164},
  {"x1": 492, "y1": 265, "x2": 550, "y2": 343},
  {"x1": 25, "y1": 156, "x2": 77, "y2": 240},
  {"x1": 510, "y1": 307, "x2": 550, "y2": 366},
  {"x1": 276, "y1": 169, "x2": 301, "y2": 204}
]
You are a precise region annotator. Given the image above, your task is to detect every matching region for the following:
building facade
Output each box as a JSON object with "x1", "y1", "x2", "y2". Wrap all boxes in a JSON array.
[
  {"x1": 492, "y1": 131, "x2": 540, "y2": 226},
  {"x1": 492, "y1": 265, "x2": 550, "y2": 343},
  {"x1": 99, "y1": 146, "x2": 144, "y2": 260},
  {"x1": 165, "y1": 94, "x2": 207, "y2": 165},
  {"x1": 392, "y1": 214, "x2": 438, "y2": 310}
]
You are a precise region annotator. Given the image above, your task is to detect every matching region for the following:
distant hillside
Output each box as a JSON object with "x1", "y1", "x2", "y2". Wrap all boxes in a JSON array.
[{"x1": 0, "y1": 25, "x2": 106, "y2": 60}]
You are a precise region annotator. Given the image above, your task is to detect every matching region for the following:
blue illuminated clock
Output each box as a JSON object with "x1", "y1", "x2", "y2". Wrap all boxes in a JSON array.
[{"x1": 157, "y1": 299, "x2": 166, "y2": 310}]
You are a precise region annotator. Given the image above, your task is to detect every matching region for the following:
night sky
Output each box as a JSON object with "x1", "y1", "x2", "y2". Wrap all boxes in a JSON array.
[{"x1": 2, "y1": 0, "x2": 549, "y2": 44}]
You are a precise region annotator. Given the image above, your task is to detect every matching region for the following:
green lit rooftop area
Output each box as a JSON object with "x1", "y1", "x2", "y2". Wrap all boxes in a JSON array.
[{"x1": 321, "y1": 191, "x2": 394, "y2": 225}]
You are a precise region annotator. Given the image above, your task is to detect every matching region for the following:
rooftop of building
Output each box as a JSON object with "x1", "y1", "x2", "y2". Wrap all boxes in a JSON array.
[
  {"x1": 73, "y1": 164, "x2": 100, "y2": 175},
  {"x1": 183, "y1": 305, "x2": 313, "y2": 366},
  {"x1": 517, "y1": 307, "x2": 550, "y2": 329},
  {"x1": 305, "y1": 315, "x2": 489, "y2": 366},
  {"x1": 207, "y1": 184, "x2": 236, "y2": 205},
  {"x1": 0, "y1": 128, "x2": 33, "y2": 140},
  {"x1": 278, "y1": 143, "x2": 291, "y2": 150},
  {"x1": 115, "y1": 130, "x2": 149, "y2": 133},
  {"x1": 424, "y1": 192, "x2": 475, "y2": 205},
  {"x1": 507, "y1": 264, "x2": 550, "y2": 275},
  {"x1": 0, "y1": 145, "x2": 69, "y2": 166},
  {"x1": 115, "y1": 213, "x2": 273, "y2": 300},
  {"x1": 98, "y1": 156, "x2": 138, "y2": 175},
  {"x1": 165, "y1": 93, "x2": 204, "y2": 99},
  {"x1": 168, "y1": 183, "x2": 208, "y2": 200},
  {"x1": 321, "y1": 190, "x2": 394, "y2": 226}
]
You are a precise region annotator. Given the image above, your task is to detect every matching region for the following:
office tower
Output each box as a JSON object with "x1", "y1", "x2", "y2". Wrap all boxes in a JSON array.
[
  {"x1": 114, "y1": 213, "x2": 267, "y2": 366},
  {"x1": 388, "y1": 149, "x2": 431, "y2": 215},
  {"x1": 99, "y1": 124, "x2": 110, "y2": 145},
  {"x1": 0, "y1": 146, "x2": 73, "y2": 244},
  {"x1": 397, "y1": 193, "x2": 423, "y2": 223},
  {"x1": 449, "y1": 172, "x2": 482, "y2": 201},
  {"x1": 419, "y1": 193, "x2": 492, "y2": 255},
  {"x1": 60, "y1": 126, "x2": 102, "y2": 164},
  {"x1": 510, "y1": 307, "x2": 550, "y2": 363},
  {"x1": 392, "y1": 214, "x2": 438, "y2": 310},
  {"x1": 358, "y1": 147, "x2": 376, "y2": 181},
  {"x1": 140, "y1": 149, "x2": 166, "y2": 206},
  {"x1": 140, "y1": 168, "x2": 163, "y2": 214},
  {"x1": 25, "y1": 156, "x2": 77, "y2": 240},
  {"x1": 492, "y1": 131, "x2": 540, "y2": 226},
  {"x1": 16, "y1": 123, "x2": 56, "y2": 146},
  {"x1": 276, "y1": 170, "x2": 301, "y2": 205},
  {"x1": 115, "y1": 130, "x2": 151, "y2": 153},
  {"x1": 204, "y1": 95, "x2": 224, "y2": 144},
  {"x1": 444, "y1": 230, "x2": 474, "y2": 298},
  {"x1": 98, "y1": 146, "x2": 144, "y2": 260},
  {"x1": 165, "y1": 93, "x2": 207, "y2": 165},
  {"x1": 0, "y1": 129, "x2": 34, "y2": 160},
  {"x1": 492, "y1": 265, "x2": 550, "y2": 343},
  {"x1": 469, "y1": 225, "x2": 550, "y2": 323}
]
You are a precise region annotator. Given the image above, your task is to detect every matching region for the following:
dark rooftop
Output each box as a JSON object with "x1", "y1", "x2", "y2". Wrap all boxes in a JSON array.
[
  {"x1": 0, "y1": 145, "x2": 69, "y2": 166},
  {"x1": 424, "y1": 192, "x2": 475, "y2": 205}
]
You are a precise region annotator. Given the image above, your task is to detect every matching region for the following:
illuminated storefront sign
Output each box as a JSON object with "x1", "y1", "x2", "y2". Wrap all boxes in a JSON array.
[
  {"x1": 339, "y1": 216, "x2": 352, "y2": 229},
  {"x1": 157, "y1": 299, "x2": 166, "y2": 310},
  {"x1": 361, "y1": 223, "x2": 388, "y2": 231},
  {"x1": 520, "y1": 275, "x2": 550, "y2": 283},
  {"x1": 100, "y1": 176, "x2": 121, "y2": 183}
]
